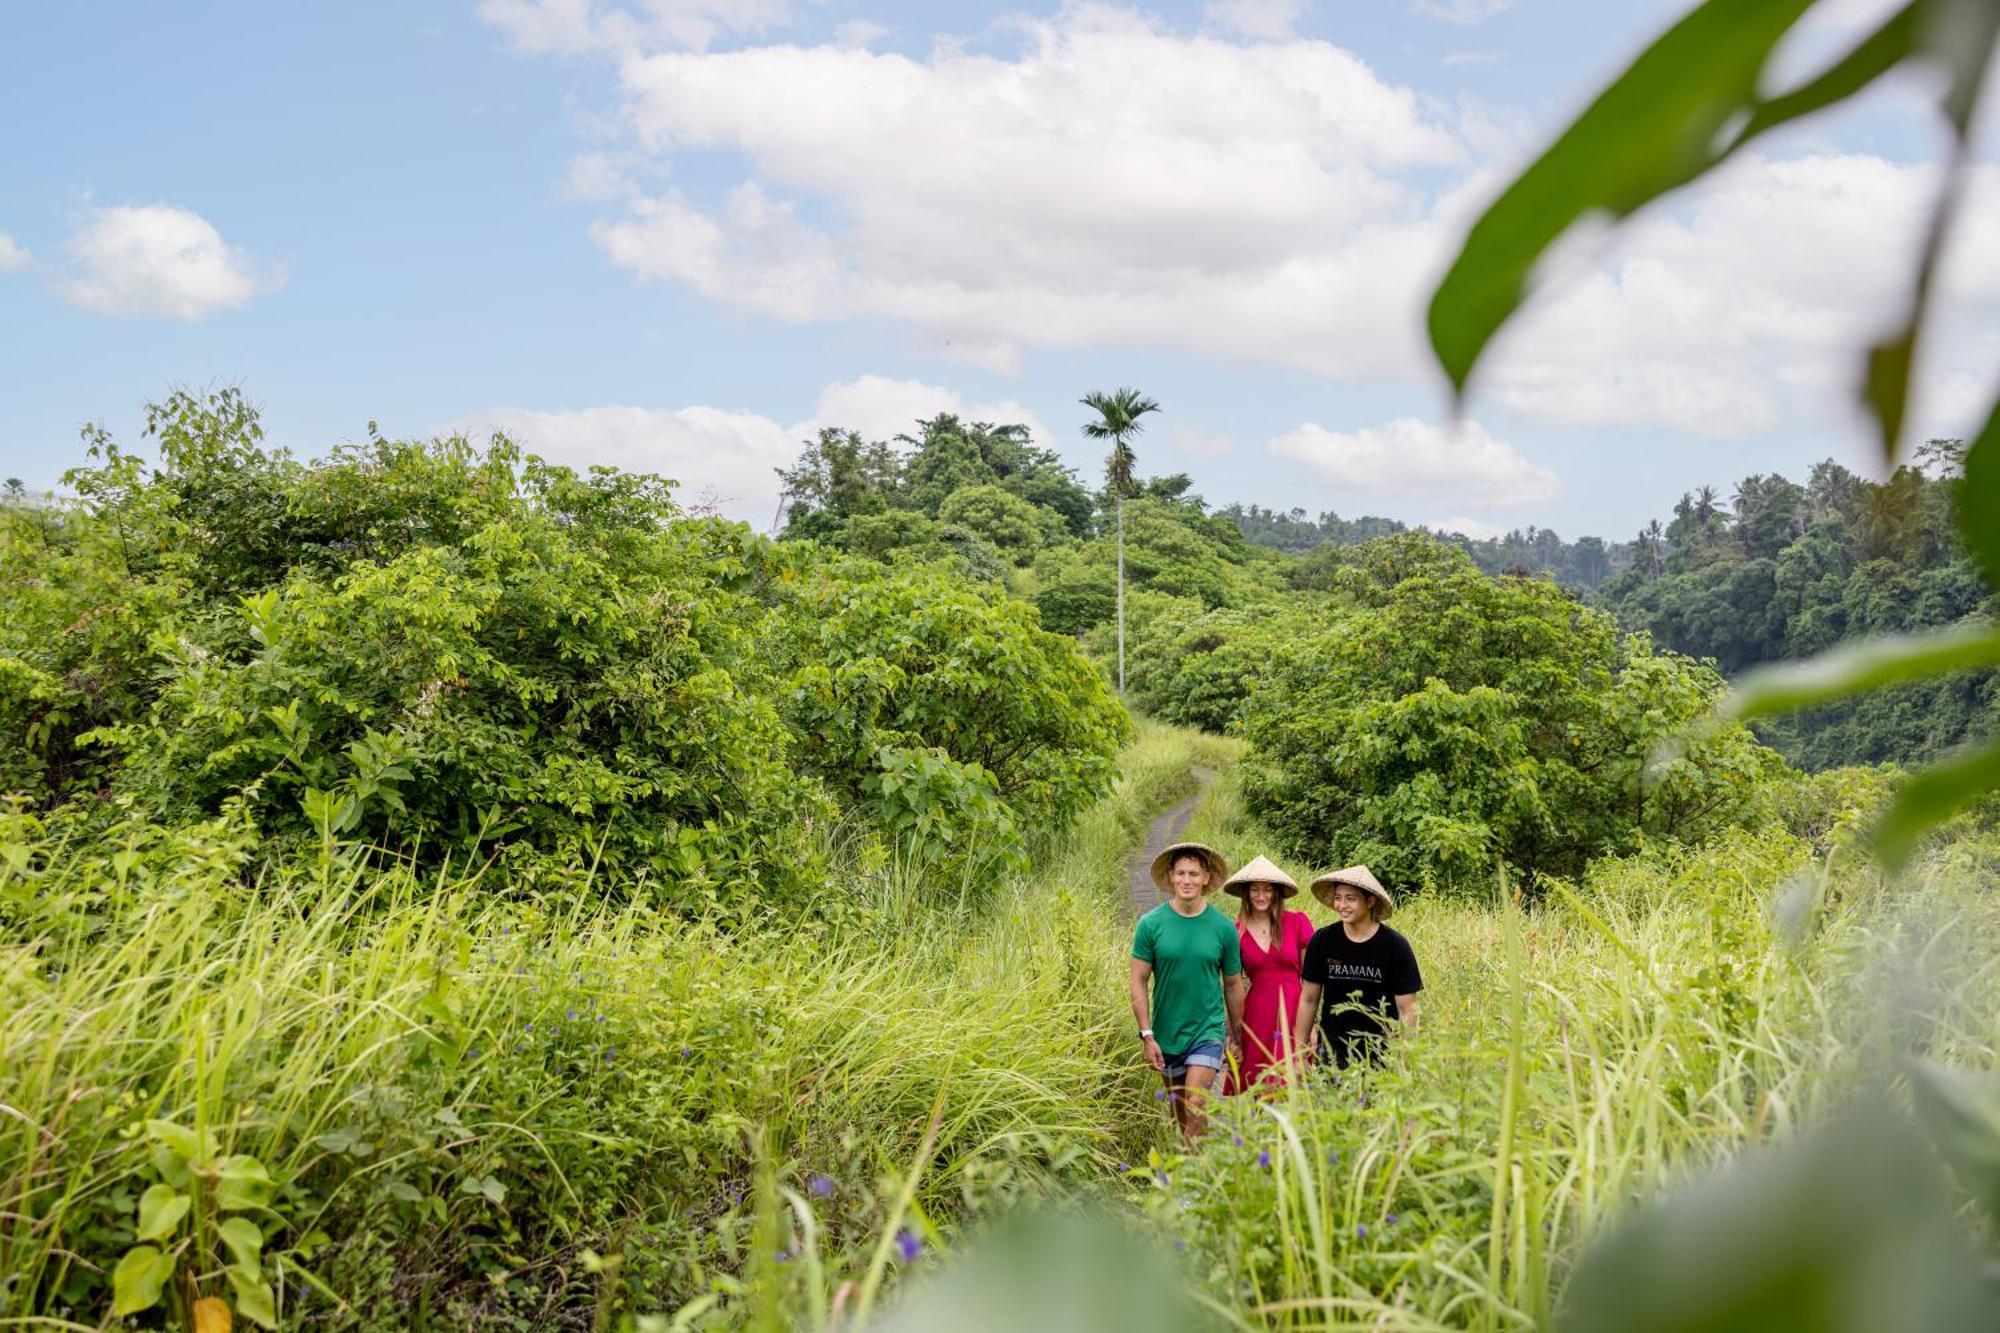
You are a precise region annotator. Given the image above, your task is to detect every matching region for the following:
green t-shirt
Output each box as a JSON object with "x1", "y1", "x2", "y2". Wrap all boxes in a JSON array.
[{"x1": 1132, "y1": 902, "x2": 1243, "y2": 1053}]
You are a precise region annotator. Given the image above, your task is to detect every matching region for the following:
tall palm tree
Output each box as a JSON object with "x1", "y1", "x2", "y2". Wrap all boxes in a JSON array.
[{"x1": 1080, "y1": 387, "x2": 1159, "y2": 692}]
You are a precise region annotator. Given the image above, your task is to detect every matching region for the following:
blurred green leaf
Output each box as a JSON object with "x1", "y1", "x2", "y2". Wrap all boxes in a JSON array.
[
  {"x1": 229, "y1": 1265, "x2": 280, "y2": 1330},
  {"x1": 1908, "y1": 1059, "x2": 2000, "y2": 1224},
  {"x1": 112, "y1": 1244, "x2": 174, "y2": 1317},
  {"x1": 1958, "y1": 392, "x2": 2000, "y2": 589},
  {"x1": 135, "y1": 1183, "x2": 189, "y2": 1241},
  {"x1": 218, "y1": 1215, "x2": 264, "y2": 1276},
  {"x1": 1558, "y1": 1102, "x2": 1997, "y2": 1333},
  {"x1": 214, "y1": 1155, "x2": 276, "y2": 1211},
  {"x1": 1862, "y1": 2, "x2": 1999, "y2": 455},
  {"x1": 868, "y1": 1209, "x2": 1211, "y2": 1333},
  {"x1": 1430, "y1": 0, "x2": 1822, "y2": 395},
  {"x1": 1871, "y1": 734, "x2": 2000, "y2": 868},
  {"x1": 1723, "y1": 624, "x2": 2000, "y2": 720}
]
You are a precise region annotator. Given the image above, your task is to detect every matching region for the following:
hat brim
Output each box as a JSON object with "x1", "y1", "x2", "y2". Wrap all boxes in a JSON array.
[
  {"x1": 1150, "y1": 842, "x2": 1229, "y2": 893},
  {"x1": 1309, "y1": 869, "x2": 1394, "y2": 920},
  {"x1": 1224, "y1": 880, "x2": 1299, "y2": 898}
]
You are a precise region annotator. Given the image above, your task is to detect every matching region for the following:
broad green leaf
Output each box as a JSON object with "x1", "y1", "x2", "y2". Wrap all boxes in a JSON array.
[
  {"x1": 214, "y1": 1154, "x2": 276, "y2": 1211},
  {"x1": 228, "y1": 1267, "x2": 280, "y2": 1330},
  {"x1": 1556, "y1": 1102, "x2": 1997, "y2": 1333},
  {"x1": 1908, "y1": 1059, "x2": 2000, "y2": 1224},
  {"x1": 218, "y1": 1215, "x2": 265, "y2": 1276},
  {"x1": 1723, "y1": 623, "x2": 2000, "y2": 720},
  {"x1": 146, "y1": 1117, "x2": 206, "y2": 1162},
  {"x1": 1429, "y1": 0, "x2": 1816, "y2": 395},
  {"x1": 112, "y1": 1244, "x2": 175, "y2": 1317},
  {"x1": 1958, "y1": 391, "x2": 2000, "y2": 588},
  {"x1": 1872, "y1": 733, "x2": 2000, "y2": 868},
  {"x1": 135, "y1": 1183, "x2": 190, "y2": 1241}
]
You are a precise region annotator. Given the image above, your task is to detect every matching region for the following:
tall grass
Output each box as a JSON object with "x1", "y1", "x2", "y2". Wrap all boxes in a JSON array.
[
  {"x1": 1152, "y1": 777, "x2": 2000, "y2": 1329},
  {"x1": 0, "y1": 723, "x2": 1218, "y2": 1328}
]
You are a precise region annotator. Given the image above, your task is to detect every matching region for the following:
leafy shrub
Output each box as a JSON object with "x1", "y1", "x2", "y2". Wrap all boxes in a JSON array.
[
  {"x1": 1240, "y1": 536, "x2": 1781, "y2": 895},
  {"x1": 777, "y1": 560, "x2": 1129, "y2": 866}
]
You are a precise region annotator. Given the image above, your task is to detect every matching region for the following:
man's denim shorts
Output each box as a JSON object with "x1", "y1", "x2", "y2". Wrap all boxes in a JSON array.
[{"x1": 1162, "y1": 1038, "x2": 1226, "y2": 1078}]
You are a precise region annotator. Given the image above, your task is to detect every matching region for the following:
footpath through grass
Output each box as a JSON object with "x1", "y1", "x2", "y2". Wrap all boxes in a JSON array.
[{"x1": 9, "y1": 721, "x2": 1999, "y2": 1330}]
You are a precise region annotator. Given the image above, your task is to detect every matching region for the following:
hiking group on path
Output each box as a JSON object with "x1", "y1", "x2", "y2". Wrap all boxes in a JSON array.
[{"x1": 1128, "y1": 841, "x2": 1422, "y2": 1141}]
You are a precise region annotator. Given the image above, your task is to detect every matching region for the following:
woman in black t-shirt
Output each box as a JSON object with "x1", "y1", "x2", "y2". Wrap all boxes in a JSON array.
[{"x1": 1290, "y1": 865, "x2": 1422, "y2": 1068}]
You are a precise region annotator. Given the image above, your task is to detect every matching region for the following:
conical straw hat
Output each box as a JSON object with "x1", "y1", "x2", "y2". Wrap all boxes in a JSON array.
[
  {"x1": 1222, "y1": 854, "x2": 1300, "y2": 899},
  {"x1": 1149, "y1": 841, "x2": 1229, "y2": 893},
  {"x1": 1309, "y1": 865, "x2": 1395, "y2": 919}
]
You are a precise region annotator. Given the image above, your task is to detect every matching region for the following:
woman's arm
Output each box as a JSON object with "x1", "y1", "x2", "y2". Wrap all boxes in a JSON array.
[
  {"x1": 1394, "y1": 992, "x2": 1419, "y2": 1038},
  {"x1": 1292, "y1": 980, "x2": 1322, "y2": 1060}
]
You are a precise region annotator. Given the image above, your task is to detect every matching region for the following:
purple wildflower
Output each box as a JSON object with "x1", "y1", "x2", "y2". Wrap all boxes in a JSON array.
[
  {"x1": 894, "y1": 1228, "x2": 922, "y2": 1263},
  {"x1": 1356, "y1": 1224, "x2": 1368, "y2": 1238},
  {"x1": 680, "y1": 1046, "x2": 692, "y2": 1059},
  {"x1": 566, "y1": 1008, "x2": 577, "y2": 1021},
  {"x1": 1258, "y1": 1151, "x2": 1271, "y2": 1169},
  {"x1": 1386, "y1": 1213, "x2": 1397, "y2": 1226},
  {"x1": 1155, "y1": 1089, "x2": 1167, "y2": 1101},
  {"x1": 1173, "y1": 1239, "x2": 1186, "y2": 1253},
  {"x1": 775, "y1": 1248, "x2": 792, "y2": 1264},
  {"x1": 808, "y1": 1174, "x2": 834, "y2": 1199},
  {"x1": 1231, "y1": 1135, "x2": 1243, "y2": 1147}
]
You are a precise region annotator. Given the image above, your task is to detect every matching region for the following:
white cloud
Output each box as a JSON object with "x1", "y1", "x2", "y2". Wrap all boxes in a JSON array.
[
  {"x1": 833, "y1": 19, "x2": 891, "y2": 49},
  {"x1": 496, "y1": 5, "x2": 1997, "y2": 448},
  {"x1": 1171, "y1": 425, "x2": 1240, "y2": 458},
  {"x1": 60, "y1": 204, "x2": 274, "y2": 320},
  {"x1": 477, "y1": 0, "x2": 791, "y2": 54},
  {"x1": 1424, "y1": 515, "x2": 1507, "y2": 540},
  {"x1": 1411, "y1": 0, "x2": 1512, "y2": 23},
  {"x1": 0, "y1": 234, "x2": 30, "y2": 272},
  {"x1": 1481, "y1": 154, "x2": 2000, "y2": 440},
  {"x1": 1202, "y1": 0, "x2": 1310, "y2": 41},
  {"x1": 809, "y1": 375, "x2": 1053, "y2": 450},
  {"x1": 453, "y1": 376, "x2": 1054, "y2": 527},
  {"x1": 581, "y1": 6, "x2": 1463, "y2": 378},
  {"x1": 1269, "y1": 417, "x2": 1560, "y2": 508}
]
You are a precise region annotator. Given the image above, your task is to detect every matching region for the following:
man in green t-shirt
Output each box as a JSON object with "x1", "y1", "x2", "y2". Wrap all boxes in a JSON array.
[{"x1": 1129, "y1": 841, "x2": 1245, "y2": 1141}]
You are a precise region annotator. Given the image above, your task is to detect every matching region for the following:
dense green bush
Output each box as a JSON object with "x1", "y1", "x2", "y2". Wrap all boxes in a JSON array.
[
  {"x1": 776, "y1": 558, "x2": 1129, "y2": 870},
  {"x1": 0, "y1": 391, "x2": 1132, "y2": 907},
  {"x1": 1240, "y1": 536, "x2": 1780, "y2": 895},
  {"x1": 1117, "y1": 596, "x2": 1320, "y2": 734}
]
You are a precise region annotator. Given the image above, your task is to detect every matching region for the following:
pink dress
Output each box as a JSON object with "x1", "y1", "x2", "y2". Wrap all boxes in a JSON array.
[{"x1": 1226, "y1": 909, "x2": 1316, "y2": 1094}]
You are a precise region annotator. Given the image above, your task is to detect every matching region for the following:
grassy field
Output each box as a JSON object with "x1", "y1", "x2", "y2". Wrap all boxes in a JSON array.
[{"x1": 6, "y1": 723, "x2": 1999, "y2": 1330}]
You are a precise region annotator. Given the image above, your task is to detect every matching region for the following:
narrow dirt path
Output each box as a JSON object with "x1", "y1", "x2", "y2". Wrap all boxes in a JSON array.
[{"x1": 1125, "y1": 766, "x2": 1217, "y2": 920}]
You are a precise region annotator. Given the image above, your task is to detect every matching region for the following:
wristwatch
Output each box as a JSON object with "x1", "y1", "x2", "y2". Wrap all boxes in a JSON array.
[{"x1": 1139, "y1": 1028, "x2": 1154, "y2": 1041}]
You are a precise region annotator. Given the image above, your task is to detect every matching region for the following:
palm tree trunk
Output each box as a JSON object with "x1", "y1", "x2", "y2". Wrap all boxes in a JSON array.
[{"x1": 1116, "y1": 493, "x2": 1126, "y2": 692}]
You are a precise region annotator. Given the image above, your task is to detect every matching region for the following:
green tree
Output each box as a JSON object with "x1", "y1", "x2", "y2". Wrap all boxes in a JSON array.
[
  {"x1": 1240, "y1": 537, "x2": 1777, "y2": 894},
  {"x1": 1080, "y1": 388, "x2": 1159, "y2": 692}
]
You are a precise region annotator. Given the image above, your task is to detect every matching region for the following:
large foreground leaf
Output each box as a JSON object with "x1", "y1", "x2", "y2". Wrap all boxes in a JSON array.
[
  {"x1": 1723, "y1": 623, "x2": 2000, "y2": 720},
  {"x1": 1958, "y1": 391, "x2": 2000, "y2": 589},
  {"x1": 1872, "y1": 734, "x2": 2000, "y2": 868},
  {"x1": 1558, "y1": 1102, "x2": 1997, "y2": 1333}
]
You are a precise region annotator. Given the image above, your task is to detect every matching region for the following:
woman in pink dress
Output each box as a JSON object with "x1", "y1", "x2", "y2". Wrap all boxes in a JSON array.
[{"x1": 1222, "y1": 855, "x2": 1315, "y2": 1095}]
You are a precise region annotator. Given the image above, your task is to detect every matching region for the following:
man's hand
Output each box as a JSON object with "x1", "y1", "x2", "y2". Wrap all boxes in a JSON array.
[{"x1": 1143, "y1": 1036, "x2": 1165, "y2": 1073}]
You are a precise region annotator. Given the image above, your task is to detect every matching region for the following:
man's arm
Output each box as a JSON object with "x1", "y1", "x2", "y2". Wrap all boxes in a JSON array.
[
  {"x1": 1130, "y1": 958, "x2": 1164, "y2": 1071},
  {"x1": 1292, "y1": 980, "x2": 1322, "y2": 1060},
  {"x1": 1394, "y1": 992, "x2": 1419, "y2": 1038}
]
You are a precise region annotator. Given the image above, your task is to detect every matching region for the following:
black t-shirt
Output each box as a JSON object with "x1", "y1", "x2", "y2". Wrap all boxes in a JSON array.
[{"x1": 1301, "y1": 923, "x2": 1423, "y2": 1066}]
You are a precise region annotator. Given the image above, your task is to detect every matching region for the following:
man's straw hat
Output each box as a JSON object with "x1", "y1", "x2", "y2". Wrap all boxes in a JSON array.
[
  {"x1": 1150, "y1": 841, "x2": 1229, "y2": 893},
  {"x1": 1222, "y1": 854, "x2": 1300, "y2": 899},
  {"x1": 1309, "y1": 865, "x2": 1395, "y2": 920}
]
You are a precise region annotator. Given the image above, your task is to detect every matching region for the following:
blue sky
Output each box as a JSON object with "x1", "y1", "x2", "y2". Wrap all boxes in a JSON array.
[{"x1": 3, "y1": 0, "x2": 1995, "y2": 541}]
